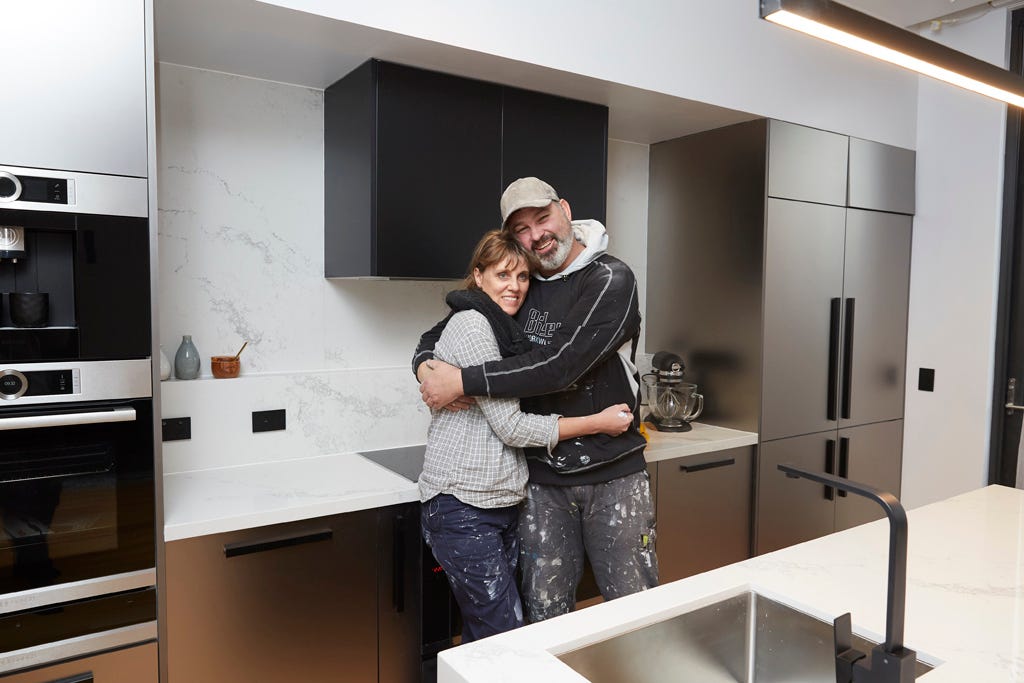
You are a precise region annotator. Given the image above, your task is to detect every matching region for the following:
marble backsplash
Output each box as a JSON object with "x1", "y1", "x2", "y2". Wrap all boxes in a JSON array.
[{"x1": 160, "y1": 366, "x2": 430, "y2": 474}]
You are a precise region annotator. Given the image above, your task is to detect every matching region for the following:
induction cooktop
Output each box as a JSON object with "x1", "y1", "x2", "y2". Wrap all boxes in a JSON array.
[{"x1": 358, "y1": 444, "x2": 426, "y2": 483}]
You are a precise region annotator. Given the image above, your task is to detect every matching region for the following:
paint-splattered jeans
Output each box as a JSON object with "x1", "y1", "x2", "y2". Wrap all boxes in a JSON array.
[
  {"x1": 421, "y1": 494, "x2": 524, "y2": 642},
  {"x1": 518, "y1": 470, "x2": 658, "y2": 623}
]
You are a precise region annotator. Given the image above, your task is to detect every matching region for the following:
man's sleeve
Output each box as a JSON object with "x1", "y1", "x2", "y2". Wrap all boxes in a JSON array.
[
  {"x1": 411, "y1": 311, "x2": 453, "y2": 377},
  {"x1": 462, "y1": 258, "x2": 641, "y2": 399}
]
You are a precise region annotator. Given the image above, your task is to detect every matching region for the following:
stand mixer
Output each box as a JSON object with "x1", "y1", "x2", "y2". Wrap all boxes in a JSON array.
[{"x1": 642, "y1": 351, "x2": 703, "y2": 432}]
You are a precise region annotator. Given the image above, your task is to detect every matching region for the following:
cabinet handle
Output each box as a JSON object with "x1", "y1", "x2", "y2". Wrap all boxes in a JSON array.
[
  {"x1": 47, "y1": 674, "x2": 93, "y2": 683},
  {"x1": 841, "y1": 297, "x2": 856, "y2": 420},
  {"x1": 224, "y1": 529, "x2": 333, "y2": 558},
  {"x1": 679, "y1": 458, "x2": 735, "y2": 473},
  {"x1": 838, "y1": 437, "x2": 850, "y2": 498},
  {"x1": 824, "y1": 440, "x2": 836, "y2": 501},
  {"x1": 828, "y1": 297, "x2": 841, "y2": 421},
  {"x1": 392, "y1": 512, "x2": 407, "y2": 613}
]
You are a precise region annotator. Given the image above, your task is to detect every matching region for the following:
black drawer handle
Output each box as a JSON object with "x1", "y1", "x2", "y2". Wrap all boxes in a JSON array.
[
  {"x1": 392, "y1": 513, "x2": 407, "y2": 613},
  {"x1": 680, "y1": 458, "x2": 735, "y2": 473},
  {"x1": 224, "y1": 529, "x2": 333, "y2": 558},
  {"x1": 48, "y1": 674, "x2": 94, "y2": 683}
]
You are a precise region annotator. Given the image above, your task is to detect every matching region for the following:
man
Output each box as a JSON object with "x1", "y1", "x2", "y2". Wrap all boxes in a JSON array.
[{"x1": 413, "y1": 177, "x2": 658, "y2": 622}]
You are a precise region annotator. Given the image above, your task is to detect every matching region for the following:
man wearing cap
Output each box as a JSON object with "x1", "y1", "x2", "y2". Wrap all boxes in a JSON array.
[{"x1": 413, "y1": 177, "x2": 658, "y2": 623}]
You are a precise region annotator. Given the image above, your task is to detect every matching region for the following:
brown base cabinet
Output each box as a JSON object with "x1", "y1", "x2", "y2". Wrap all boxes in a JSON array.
[
  {"x1": 165, "y1": 510, "x2": 382, "y2": 683},
  {"x1": 1, "y1": 643, "x2": 156, "y2": 683},
  {"x1": 653, "y1": 446, "x2": 754, "y2": 584}
]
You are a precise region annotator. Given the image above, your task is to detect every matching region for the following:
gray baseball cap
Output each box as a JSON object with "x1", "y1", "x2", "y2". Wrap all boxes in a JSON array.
[{"x1": 500, "y1": 177, "x2": 559, "y2": 227}]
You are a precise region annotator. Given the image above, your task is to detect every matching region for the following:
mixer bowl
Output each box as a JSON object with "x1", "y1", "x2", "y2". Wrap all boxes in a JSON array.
[{"x1": 642, "y1": 377, "x2": 703, "y2": 429}]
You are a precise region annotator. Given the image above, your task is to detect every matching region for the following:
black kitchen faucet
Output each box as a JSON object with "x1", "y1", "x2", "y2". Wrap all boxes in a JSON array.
[{"x1": 778, "y1": 463, "x2": 917, "y2": 683}]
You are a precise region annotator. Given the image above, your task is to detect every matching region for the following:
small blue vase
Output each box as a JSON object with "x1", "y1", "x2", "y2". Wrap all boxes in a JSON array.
[{"x1": 174, "y1": 335, "x2": 201, "y2": 380}]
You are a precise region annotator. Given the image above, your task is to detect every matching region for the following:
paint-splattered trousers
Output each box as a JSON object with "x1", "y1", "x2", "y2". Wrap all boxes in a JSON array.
[
  {"x1": 421, "y1": 493, "x2": 524, "y2": 642},
  {"x1": 518, "y1": 469, "x2": 659, "y2": 623}
]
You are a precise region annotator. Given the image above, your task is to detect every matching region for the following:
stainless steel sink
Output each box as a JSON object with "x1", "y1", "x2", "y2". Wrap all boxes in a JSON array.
[{"x1": 557, "y1": 590, "x2": 933, "y2": 682}]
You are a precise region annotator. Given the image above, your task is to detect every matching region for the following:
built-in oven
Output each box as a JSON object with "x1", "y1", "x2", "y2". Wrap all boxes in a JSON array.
[{"x1": 0, "y1": 165, "x2": 156, "y2": 675}]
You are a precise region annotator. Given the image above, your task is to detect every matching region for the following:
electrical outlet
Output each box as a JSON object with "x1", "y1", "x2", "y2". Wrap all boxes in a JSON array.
[
  {"x1": 162, "y1": 417, "x2": 192, "y2": 441},
  {"x1": 253, "y1": 409, "x2": 286, "y2": 433},
  {"x1": 918, "y1": 368, "x2": 935, "y2": 392}
]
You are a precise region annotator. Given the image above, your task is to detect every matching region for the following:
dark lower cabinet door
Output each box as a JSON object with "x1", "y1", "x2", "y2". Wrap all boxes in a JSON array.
[
  {"x1": 835, "y1": 420, "x2": 904, "y2": 531},
  {"x1": 501, "y1": 87, "x2": 608, "y2": 224},
  {"x1": 656, "y1": 447, "x2": 753, "y2": 583},
  {"x1": 756, "y1": 433, "x2": 838, "y2": 555},
  {"x1": 165, "y1": 510, "x2": 378, "y2": 683},
  {"x1": 2, "y1": 642, "x2": 156, "y2": 683}
]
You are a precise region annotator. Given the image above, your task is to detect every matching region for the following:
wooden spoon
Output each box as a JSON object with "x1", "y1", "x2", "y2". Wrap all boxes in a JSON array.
[{"x1": 233, "y1": 341, "x2": 248, "y2": 360}]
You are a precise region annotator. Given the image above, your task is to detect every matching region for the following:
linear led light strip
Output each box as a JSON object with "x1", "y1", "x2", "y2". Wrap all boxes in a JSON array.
[{"x1": 765, "y1": 8, "x2": 1024, "y2": 108}]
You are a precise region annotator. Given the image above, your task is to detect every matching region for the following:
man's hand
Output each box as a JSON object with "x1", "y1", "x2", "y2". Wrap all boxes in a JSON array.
[{"x1": 419, "y1": 359, "x2": 469, "y2": 410}]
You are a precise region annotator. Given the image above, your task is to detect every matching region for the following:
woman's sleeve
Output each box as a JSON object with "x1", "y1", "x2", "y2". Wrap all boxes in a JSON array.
[{"x1": 444, "y1": 312, "x2": 560, "y2": 450}]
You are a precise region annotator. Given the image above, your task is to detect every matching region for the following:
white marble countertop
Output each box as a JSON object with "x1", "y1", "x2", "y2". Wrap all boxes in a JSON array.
[
  {"x1": 439, "y1": 485, "x2": 1024, "y2": 683},
  {"x1": 162, "y1": 421, "x2": 756, "y2": 541}
]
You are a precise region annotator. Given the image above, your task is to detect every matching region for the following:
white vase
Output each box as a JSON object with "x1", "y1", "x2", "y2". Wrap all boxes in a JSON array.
[{"x1": 159, "y1": 346, "x2": 171, "y2": 381}]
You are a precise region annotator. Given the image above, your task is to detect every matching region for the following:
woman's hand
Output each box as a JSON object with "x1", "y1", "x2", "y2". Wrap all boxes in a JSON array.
[{"x1": 593, "y1": 403, "x2": 633, "y2": 436}]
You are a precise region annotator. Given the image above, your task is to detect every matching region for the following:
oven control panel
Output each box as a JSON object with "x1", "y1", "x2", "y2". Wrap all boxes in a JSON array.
[{"x1": 0, "y1": 368, "x2": 79, "y2": 400}]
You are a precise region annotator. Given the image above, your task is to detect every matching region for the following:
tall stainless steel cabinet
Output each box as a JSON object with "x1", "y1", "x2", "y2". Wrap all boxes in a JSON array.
[
  {"x1": 647, "y1": 120, "x2": 915, "y2": 556},
  {"x1": 1, "y1": 1, "x2": 149, "y2": 177},
  {"x1": 164, "y1": 510, "x2": 379, "y2": 683}
]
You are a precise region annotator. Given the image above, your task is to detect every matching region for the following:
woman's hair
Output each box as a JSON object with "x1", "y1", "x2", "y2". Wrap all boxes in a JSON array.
[{"x1": 462, "y1": 229, "x2": 539, "y2": 290}]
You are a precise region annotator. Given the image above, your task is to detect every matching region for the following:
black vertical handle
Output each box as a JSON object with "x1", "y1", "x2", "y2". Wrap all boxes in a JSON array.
[
  {"x1": 841, "y1": 298, "x2": 856, "y2": 420},
  {"x1": 828, "y1": 298, "x2": 841, "y2": 421},
  {"x1": 838, "y1": 437, "x2": 850, "y2": 498},
  {"x1": 392, "y1": 512, "x2": 407, "y2": 613},
  {"x1": 824, "y1": 439, "x2": 836, "y2": 501}
]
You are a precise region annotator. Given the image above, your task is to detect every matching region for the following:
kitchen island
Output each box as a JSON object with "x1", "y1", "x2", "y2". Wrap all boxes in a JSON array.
[{"x1": 438, "y1": 484, "x2": 1024, "y2": 683}]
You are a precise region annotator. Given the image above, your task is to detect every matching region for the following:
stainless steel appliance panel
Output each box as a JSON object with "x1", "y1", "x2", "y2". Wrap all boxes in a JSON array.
[
  {"x1": 761, "y1": 199, "x2": 846, "y2": 441},
  {"x1": 656, "y1": 447, "x2": 753, "y2": 583},
  {"x1": 840, "y1": 210, "x2": 912, "y2": 429},
  {"x1": 756, "y1": 433, "x2": 837, "y2": 555},
  {"x1": 646, "y1": 120, "x2": 767, "y2": 432},
  {"x1": 767, "y1": 120, "x2": 849, "y2": 206},
  {"x1": 0, "y1": 166, "x2": 147, "y2": 218},
  {"x1": 835, "y1": 420, "x2": 904, "y2": 531},
  {"x1": 847, "y1": 138, "x2": 916, "y2": 215}
]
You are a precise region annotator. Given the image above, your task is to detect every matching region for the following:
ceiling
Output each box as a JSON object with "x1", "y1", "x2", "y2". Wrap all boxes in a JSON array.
[{"x1": 152, "y1": 0, "x2": 1005, "y2": 144}]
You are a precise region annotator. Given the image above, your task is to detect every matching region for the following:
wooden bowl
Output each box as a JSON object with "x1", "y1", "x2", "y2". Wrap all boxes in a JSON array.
[{"x1": 211, "y1": 355, "x2": 240, "y2": 379}]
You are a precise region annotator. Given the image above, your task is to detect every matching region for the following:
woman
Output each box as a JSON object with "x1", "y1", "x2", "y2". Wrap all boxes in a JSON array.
[{"x1": 418, "y1": 229, "x2": 632, "y2": 643}]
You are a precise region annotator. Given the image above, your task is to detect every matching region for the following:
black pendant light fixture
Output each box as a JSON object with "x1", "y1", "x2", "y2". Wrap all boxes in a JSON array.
[{"x1": 760, "y1": 0, "x2": 1024, "y2": 107}]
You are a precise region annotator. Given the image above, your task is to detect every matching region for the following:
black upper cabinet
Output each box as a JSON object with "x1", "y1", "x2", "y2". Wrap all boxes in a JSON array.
[
  {"x1": 325, "y1": 60, "x2": 608, "y2": 279},
  {"x1": 501, "y1": 87, "x2": 607, "y2": 226}
]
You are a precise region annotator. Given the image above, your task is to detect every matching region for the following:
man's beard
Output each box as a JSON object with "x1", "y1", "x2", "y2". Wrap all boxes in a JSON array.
[{"x1": 537, "y1": 230, "x2": 574, "y2": 271}]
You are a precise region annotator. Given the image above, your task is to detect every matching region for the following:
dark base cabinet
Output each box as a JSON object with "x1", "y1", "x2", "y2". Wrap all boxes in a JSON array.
[
  {"x1": 654, "y1": 447, "x2": 754, "y2": 584},
  {"x1": 0, "y1": 643, "x2": 156, "y2": 683},
  {"x1": 165, "y1": 510, "x2": 380, "y2": 683},
  {"x1": 756, "y1": 420, "x2": 903, "y2": 555}
]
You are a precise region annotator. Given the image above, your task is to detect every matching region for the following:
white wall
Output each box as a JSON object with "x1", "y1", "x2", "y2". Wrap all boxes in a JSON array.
[
  {"x1": 156, "y1": 62, "x2": 651, "y2": 472},
  {"x1": 271, "y1": 0, "x2": 919, "y2": 148},
  {"x1": 901, "y1": 11, "x2": 1010, "y2": 508}
]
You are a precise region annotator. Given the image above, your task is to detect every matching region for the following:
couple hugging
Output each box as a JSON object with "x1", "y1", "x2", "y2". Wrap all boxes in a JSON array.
[{"x1": 413, "y1": 177, "x2": 658, "y2": 643}]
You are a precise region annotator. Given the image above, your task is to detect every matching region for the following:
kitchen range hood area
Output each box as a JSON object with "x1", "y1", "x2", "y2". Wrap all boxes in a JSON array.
[{"x1": 3, "y1": 1, "x2": 1021, "y2": 683}]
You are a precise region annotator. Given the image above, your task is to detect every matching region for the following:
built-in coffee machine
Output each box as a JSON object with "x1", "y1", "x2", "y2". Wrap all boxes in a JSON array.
[{"x1": 0, "y1": 166, "x2": 151, "y2": 362}]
